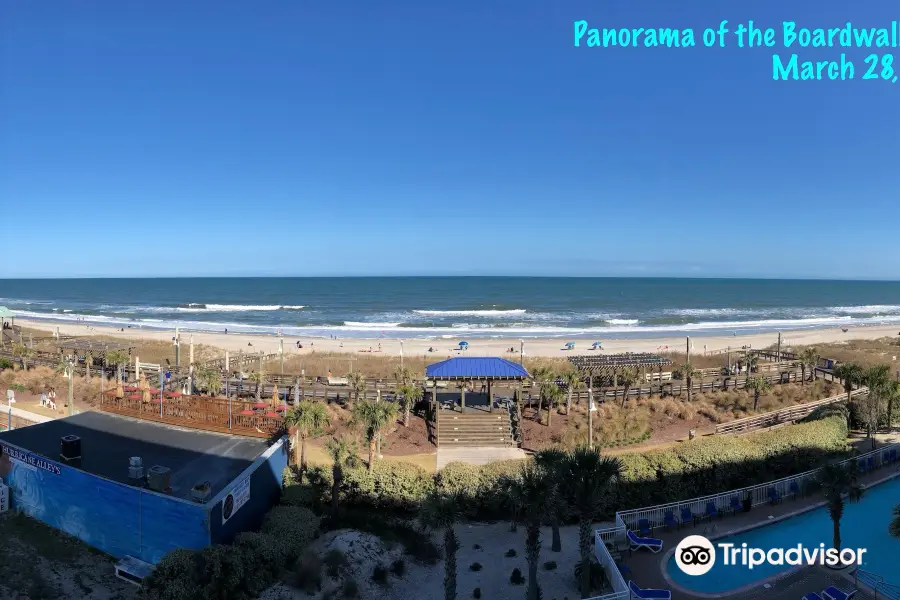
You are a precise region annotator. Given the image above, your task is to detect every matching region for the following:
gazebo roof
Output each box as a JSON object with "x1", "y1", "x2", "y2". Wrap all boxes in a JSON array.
[
  {"x1": 0, "y1": 306, "x2": 14, "y2": 318},
  {"x1": 426, "y1": 357, "x2": 530, "y2": 380},
  {"x1": 568, "y1": 353, "x2": 673, "y2": 372}
]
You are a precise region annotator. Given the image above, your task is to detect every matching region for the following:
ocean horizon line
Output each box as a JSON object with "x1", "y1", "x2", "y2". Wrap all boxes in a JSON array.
[{"x1": 3, "y1": 275, "x2": 900, "y2": 283}]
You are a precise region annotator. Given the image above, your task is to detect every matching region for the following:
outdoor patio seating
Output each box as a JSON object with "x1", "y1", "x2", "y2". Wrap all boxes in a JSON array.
[
  {"x1": 627, "y1": 530, "x2": 663, "y2": 553},
  {"x1": 628, "y1": 581, "x2": 671, "y2": 599},
  {"x1": 803, "y1": 593, "x2": 826, "y2": 600},
  {"x1": 822, "y1": 585, "x2": 856, "y2": 600}
]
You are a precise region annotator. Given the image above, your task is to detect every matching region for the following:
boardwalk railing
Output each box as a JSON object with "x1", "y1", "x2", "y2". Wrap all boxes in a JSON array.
[
  {"x1": 714, "y1": 388, "x2": 866, "y2": 435},
  {"x1": 856, "y1": 569, "x2": 900, "y2": 600},
  {"x1": 97, "y1": 392, "x2": 284, "y2": 438}
]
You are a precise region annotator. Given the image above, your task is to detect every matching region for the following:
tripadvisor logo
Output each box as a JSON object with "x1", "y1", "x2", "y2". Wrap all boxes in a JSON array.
[{"x1": 674, "y1": 535, "x2": 867, "y2": 576}]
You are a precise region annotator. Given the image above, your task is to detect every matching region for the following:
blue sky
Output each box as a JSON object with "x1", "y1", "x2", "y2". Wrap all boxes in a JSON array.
[{"x1": 1, "y1": 1, "x2": 898, "y2": 279}]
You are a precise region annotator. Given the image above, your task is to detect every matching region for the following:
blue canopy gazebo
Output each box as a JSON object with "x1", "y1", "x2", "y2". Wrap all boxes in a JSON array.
[{"x1": 425, "y1": 356, "x2": 530, "y2": 413}]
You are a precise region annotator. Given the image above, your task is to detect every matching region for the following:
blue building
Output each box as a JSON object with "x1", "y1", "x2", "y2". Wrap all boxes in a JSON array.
[{"x1": 0, "y1": 411, "x2": 288, "y2": 575}]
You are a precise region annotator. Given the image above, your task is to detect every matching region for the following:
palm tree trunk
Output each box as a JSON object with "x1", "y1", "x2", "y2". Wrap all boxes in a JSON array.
[
  {"x1": 578, "y1": 519, "x2": 592, "y2": 598},
  {"x1": 832, "y1": 516, "x2": 842, "y2": 552},
  {"x1": 546, "y1": 400, "x2": 552, "y2": 427},
  {"x1": 753, "y1": 391, "x2": 760, "y2": 411},
  {"x1": 443, "y1": 528, "x2": 458, "y2": 600},
  {"x1": 566, "y1": 389, "x2": 572, "y2": 415},
  {"x1": 331, "y1": 466, "x2": 341, "y2": 515},
  {"x1": 525, "y1": 522, "x2": 541, "y2": 600},
  {"x1": 300, "y1": 433, "x2": 307, "y2": 470},
  {"x1": 404, "y1": 404, "x2": 410, "y2": 427},
  {"x1": 888, "y1": 397, "x2": 894, "y2": 432},
  {"x1": 550, "y1": 513, "x2": 561, "y2": 552},
  {"x1": 800, "y1": 366, "x2": 806, "y2": 386},
  {"x1": 368, "y1": 437, "x2": 376, "y2": 471},
  {"x1": 687, "y1": 376, "x2": 692, "y2": 402}
]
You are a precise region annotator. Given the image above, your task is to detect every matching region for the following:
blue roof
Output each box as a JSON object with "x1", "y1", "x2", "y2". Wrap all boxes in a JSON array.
[{"x1": 426, "y1": 357, "x2": 530, "y2": 379}]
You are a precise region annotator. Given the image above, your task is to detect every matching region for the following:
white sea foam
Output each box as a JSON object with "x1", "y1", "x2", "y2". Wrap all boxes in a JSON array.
[
  {"x1": 828, "y1": 305, "x2": 900, "y2": 314},
  {"x1": 343, "y1": 321, "x2": 403, "y2": 328},
  {"x1": 606, "y1": 319, "x2": 640, "y2": 325},
  {"x1": 413, "y1": 309, "x2": 527, "y2": 317}
]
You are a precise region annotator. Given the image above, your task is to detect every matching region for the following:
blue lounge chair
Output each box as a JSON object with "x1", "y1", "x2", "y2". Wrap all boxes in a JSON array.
[
  {"x1": 803, "y1": 594, "x2": 826, "y2": 600},
  {"x1": 628, "y1": 581, "x2": 671, "y2": 599},
  {"x1": 728, "y1": 495, "x2": 742, "y2": 514},
  {"x1": 866, "y1": 456, "x2": 874, "y2": 471},
  {"x1": 858, "y1": 458, "x2": 867, "y2": 473},
  {"x1": 768, "y1": 487, "x2": 782, "y2": 504},
  {"x1": 627, "y1": 530, "x2": 664, "y2": 553},
  {"x1": 891, "y1": 449, "x2": 897, "y2": 463},
  {"x1": 705, "y1": 501, "x2": 720, "y2": 520},
  {"x1": 822, "y1": 585, "x2": 857, "y2": 600},
  {"x1": 680, "y1": 506, "x2": 698, "y2": 527},
  {"x1": 638, "y1": 518, "x2": 651, "y2": 536},
  {"x1": 663, "y1": 510, "x2": 678, "y2": 531},
  {"x1": 789, "y1": 480, "x2": 801, "y2": 499}
]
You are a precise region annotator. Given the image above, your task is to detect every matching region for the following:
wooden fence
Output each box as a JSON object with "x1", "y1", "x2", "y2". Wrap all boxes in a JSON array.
[
  {"x1": 97, "y1": 392, "x2": 285, "y2": 438},
  {"x1": 714, "y1": 388, "x2": 865, "y2": 435}
]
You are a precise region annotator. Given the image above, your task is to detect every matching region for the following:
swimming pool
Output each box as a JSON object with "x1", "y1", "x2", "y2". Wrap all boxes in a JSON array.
[{"x1": 666, "y1": 474, "x2": 900, "y2": 594}]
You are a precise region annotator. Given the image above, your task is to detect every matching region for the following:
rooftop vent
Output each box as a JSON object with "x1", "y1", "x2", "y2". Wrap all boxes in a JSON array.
[
  {"x1": 147, "y1": 465, "x2": 171, "y2": 493},
  {"x1": 60, "y1": 435, "x2": 81, "y2": 460},
  {"x1": 128, "y1": 457, "x2": 144, "y2": 483},
  {"x1": 190, "y1": 481, "x2": 212, "y2": 503}
]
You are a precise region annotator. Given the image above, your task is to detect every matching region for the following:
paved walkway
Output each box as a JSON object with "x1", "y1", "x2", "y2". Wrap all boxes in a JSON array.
[
  {"x1": 615, "y1": 456, "x2": 900, "y2": 599},
  {"x1": 436, "y1": 446, "x2": 526, "y2": 470}
]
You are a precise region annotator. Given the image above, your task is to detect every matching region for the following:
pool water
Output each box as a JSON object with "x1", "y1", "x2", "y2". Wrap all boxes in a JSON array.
[{"x1": 666, "y1": 474, "x2": 900, "y2": 594}]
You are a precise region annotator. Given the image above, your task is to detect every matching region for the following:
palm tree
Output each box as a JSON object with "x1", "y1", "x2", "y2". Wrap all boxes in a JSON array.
[
  {"x1": 512, "y1": 464, "x2": 550, "y2": 600},
  {"x1": 676, "y1": 362, "x2": 699, "y2": 401},
  {"x1": 545, "y1": 384, "x2": 564, "y2": 427},
  {"x1": 833, "y1": 363, "x2": 864, "y2": 404},
  {"x1": 862, "y1": 365, "x2": 890, "y2": 449},
  {"x1": 105, "y1": 350, "x2": 130, "y2": 388},
  {"x1": 247, "y1": 371, "x2": 264, "y2": 402},
  {"x1": 531, "y1": 366, "x2": 556, "y2": 424},
  {"x1": 283, "y1": 400, "x2": 330, "y2": 470},
  {"x1": 562, "y1": 448, "x2": 622, "y2": 598},
  {"x1": 745, "y1": 353, "x2": 759, "y2": 374},
  {"x1": 618, "y1": 367, "x2": 639, "y2": 408},
  {"x1": 560, "y1": 370, "x2": 583, "y2": 415},
  {"x1": 745, "y1": 376, "x2": 772, "y2": 412},
  {"x1": 889, "y1": 503, "x2": 900, "y2": 538},
  {"x1": 195, "y1": 365, "x2": 223, "y2": 397},
  {"x1": 815, "y1": 462, "x2": 863, "y2": 552},
  {"x1": 83, "y1": 352, "x2": 93, "y2": 380},
  {"x1": 352, "y1": 399, "x2": 397, "y2": 471},
  {"x1": 420, "y1": 492, "x2": 462, "y2": 600},
  {"x1": 325, "y1": 435, "x2": 356, "y2": 515},
  {"x1": 346, "y1": 371, "x2": 365, "y2": 407},
  {"x1": 798, "y1": 347, "x2": 819, "y2": 385},
  {"x1": 396, "y1": 383, "x2": 423, "y2": 427},
  {"x1": 534, "y1": 448, "x2": 567, "y2": 552},
  {"x1": 12, "y1": 343, "x2": 34, "y2": 371},
  {"x1": 883, "y1": 380, "x2": 900, "y2": 434},
  {"x1": 392, "y1": 366, "x2": 414, "y2": 386}
]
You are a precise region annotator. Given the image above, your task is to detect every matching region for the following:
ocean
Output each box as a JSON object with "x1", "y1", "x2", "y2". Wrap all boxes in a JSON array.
[{"x1": 2, "y1": 277, "x2": 900, "y2": 340}]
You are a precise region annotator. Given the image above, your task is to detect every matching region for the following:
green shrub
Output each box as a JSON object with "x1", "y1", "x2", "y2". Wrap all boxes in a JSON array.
[
  {"x1": 0, "y1": 358, "x2": 14, "y2": 370},
  {"x1": 473, "y1": 588, "x2": 482, "y2": 599},
  {"x1": 232, "y1": 532, "x2": 285, "y2": 594},
  {"x1": 342, "y1": 577, "x2": 360, "y2": 598},
  {"x1": 260, "y1": 506, "x2": 321, "y2": 562},
  {"x1": 372, "y1": 563, "x2": 389, "y2": 585},
  {"x1": 469, "y1": 562, "x2": 483, "y2": 571},
  {"x1": 390, "y1": 558, "x2": 406, "y2": 578},
  {"x1": 505, "y1": 548, "x2": 517, "y2": 557},
  {"x1": 141, "y1": 548, "x2": 202, "y2": 600},
  {"x1": 341, "y1": 462, "x2": 433, "y2": 511},
  {"x1": 324, "y1": 548, "x2": 349, "y2": 579},
  {"x1": 510, "y1": 567, "x2": 525, "y2": 585},
  {"x1": 614, "y1": 416, "x2": 849, "y2": 509},
  {"x1": 281, "y1": 483, "x2": 318, "y2": 509},
  {"x1": 291, "y1": 552, "x2": 323, "y2": 594},
  {"x1": 543, "y1": 560, "x2": 557, "y2": 570}
]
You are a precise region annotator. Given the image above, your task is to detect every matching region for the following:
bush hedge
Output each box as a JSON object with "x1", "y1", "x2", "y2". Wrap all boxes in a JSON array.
[{"x1": 300, "y1": 414, "x2": 849, "y2": 520}]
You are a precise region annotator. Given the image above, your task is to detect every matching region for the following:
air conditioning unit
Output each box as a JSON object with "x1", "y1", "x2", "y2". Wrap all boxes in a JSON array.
[
  {"x1": 147, "y1": 466, "x2": 171, "y2": 493},
  {"x1": 60, "y1": 435, "x2": 81, "y2": 460},
  {"x1": 128, "y1": 457, "x2": 144, "y2": 481},
  {"x1": 0, "y1": 483, "x2": 8, "y2": 514}
]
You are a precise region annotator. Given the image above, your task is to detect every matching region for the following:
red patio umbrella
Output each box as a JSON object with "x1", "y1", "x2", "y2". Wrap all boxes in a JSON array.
[
  {"x1": 127, "y1": 394, "x2": 141, "y2": 400},
  {"x1": 253, "y1": 402, "x2": 268, "y2": 410},
  {"x1": 275, "y1": 405, "x2": 286, "y2": 412},
  {"x1": 239, "y1": 409, "x2": 255, "y2": 416},
  {"x1": 151, "y1": 397, "x2": 167, "y2": 403},
  {"x1": 264, "y1": 412, "x2": 279, "y2": 418},
  {"x1": 165, "y1": 391, "x2": 183, "y2": 398}
]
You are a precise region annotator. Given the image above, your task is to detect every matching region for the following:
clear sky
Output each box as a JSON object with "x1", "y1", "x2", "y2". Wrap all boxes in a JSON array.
[{"x1": 1, "y1": 1, "x2": 898, "y2": 279}]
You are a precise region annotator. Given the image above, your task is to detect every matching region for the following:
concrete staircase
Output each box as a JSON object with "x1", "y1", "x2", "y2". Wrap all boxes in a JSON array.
[{"x1": 436, "y1": 410, "x2": 516, "y2": 448}]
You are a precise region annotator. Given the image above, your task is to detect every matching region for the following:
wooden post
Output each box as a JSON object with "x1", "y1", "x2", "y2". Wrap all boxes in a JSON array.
[
  {"x1": 433, "y1": 380, "x2": 439, "y2": 446},
  {"x1": 189, "y1": 334, "x2": 194, "y2": 373},
  {"x1": 134, "y1": 355, "x2": 139, "y2": 383},
  {"x1": 67, "y1": 360, "x2": 74, "y2": 417},
  {"x1": 279, "y1": 339, "x2": 284, "y2": 375},
  {"x1": 776, "y1": 332, "x2": 782, "y2": 362},
  {"x1": 686, "y1": 336, "x2": 691, "y2": 364},
  {"x1": 488, "y1": 380, "x2": 493, "y2": 413},
  {"x1": 460, "y1": 381, "x2": 466, "y2": 413},
  {"x1": 588, "y1": 369, "x2": 594, "y2": 450}
]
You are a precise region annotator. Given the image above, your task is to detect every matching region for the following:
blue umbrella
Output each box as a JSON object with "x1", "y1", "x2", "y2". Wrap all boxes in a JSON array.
[
  {"x1": 591, "y1": 341, "x2": 603, "y2": 349},
  {"x1": 565, "y1": 342, "x2": 575, "y2": 349},
  {"x1": 459, "y1": 341, "x2": 469, "y2": 346}
]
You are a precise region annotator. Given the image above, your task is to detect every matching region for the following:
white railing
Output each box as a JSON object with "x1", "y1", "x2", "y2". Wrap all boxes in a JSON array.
[
  {"x1": 615, "y1": 442, "x2": 898, "y2": 533},
  {"x1": 595, "y1": 441, "x2": 900, "y2": 595},
  {"x1": 588, "y1": 530, "x2": 629, "y2": 600}
]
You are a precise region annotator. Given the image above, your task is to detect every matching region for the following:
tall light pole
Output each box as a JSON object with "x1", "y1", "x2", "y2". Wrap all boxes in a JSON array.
[
  {"x1": 400, "y1": 340, "x2": 404, "y2": 369},
  {"x1": 519, "y1": 340, "x2": 525, "y2": 365}
]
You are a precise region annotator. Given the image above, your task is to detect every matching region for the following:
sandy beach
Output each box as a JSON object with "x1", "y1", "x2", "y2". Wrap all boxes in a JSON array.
[{"x1": 17, "y1": 318, "x2": 900, "y2": 359}]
